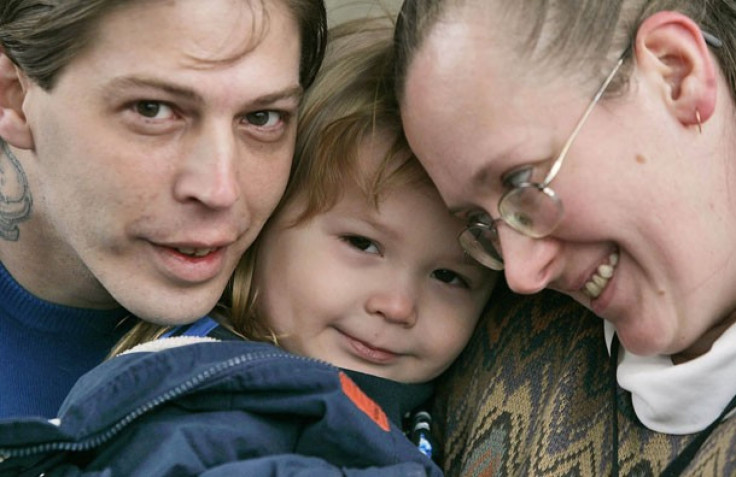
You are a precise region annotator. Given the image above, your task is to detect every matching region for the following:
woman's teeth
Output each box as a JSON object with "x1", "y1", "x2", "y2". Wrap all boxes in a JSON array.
[{"x1": 582, "y1": 252, "x2": 619, "y2": 299}]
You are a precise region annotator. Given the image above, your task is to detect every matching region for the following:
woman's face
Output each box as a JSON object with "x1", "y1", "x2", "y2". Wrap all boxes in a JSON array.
[{"x1": 400, "y1": 17, "x2": 736, "y2": 356}]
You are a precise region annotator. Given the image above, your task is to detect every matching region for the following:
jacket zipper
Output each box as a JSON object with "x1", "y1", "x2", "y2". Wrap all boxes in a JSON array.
[{"x1": 0, "y1": 350, "x2": 329, "y2": 462}]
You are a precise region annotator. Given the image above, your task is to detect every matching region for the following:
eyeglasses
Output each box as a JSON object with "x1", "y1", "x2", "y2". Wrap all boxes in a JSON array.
[{"x1": 459, "y1": 53, "x2": 627, "y2": 271}]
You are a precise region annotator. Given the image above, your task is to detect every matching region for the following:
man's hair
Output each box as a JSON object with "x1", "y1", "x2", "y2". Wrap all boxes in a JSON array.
[{"x1": 0, "y1": 0, "x2": 326, "y2": 90}]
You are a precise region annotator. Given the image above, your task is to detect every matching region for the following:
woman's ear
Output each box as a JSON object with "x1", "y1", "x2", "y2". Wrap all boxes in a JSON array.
[
  {"x1": 0, "y1": 52, "x2": 34, "y2": 149},
  {"x1": 634, "y1": 11, "x2": 717, "y2": 128}
]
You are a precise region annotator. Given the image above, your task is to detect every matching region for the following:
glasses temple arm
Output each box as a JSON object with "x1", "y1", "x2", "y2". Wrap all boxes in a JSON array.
[{"x1": 542, "y1": 56, "x2": 626, "y2": 186}]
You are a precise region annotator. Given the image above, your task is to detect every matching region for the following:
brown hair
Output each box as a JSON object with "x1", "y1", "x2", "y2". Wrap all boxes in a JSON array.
[
  {"x1": 394, "y1": 0, "x2": 736, "y2": 102},
  {"x1": 0, "y1": 0, "x2": 327, "y2": 90}
]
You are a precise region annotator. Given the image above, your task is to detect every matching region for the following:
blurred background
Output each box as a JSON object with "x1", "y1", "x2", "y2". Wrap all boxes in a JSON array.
[{"x1": 324, "y1": 0, "x2": 402, "y2": 26}]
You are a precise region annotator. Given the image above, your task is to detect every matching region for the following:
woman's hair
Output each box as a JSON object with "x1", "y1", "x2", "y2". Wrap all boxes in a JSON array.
[
  {"x1": 0, "y1": 0, "x2": 327, "y2": 90},
  {"x1": 112, "y1": 14, "x2": 431, "y2": 354},
  {"x1": 394, "y1": 0, "x2": 736, "y2": 103}
]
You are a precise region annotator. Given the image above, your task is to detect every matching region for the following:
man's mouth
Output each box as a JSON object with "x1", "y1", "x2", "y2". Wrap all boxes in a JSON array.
[
  {"x1": 582, "y1": 251, "x2": 619, "y2": 299},
  {"x1": 175, "y1": 247, "x2": 219, "y2": 258}
]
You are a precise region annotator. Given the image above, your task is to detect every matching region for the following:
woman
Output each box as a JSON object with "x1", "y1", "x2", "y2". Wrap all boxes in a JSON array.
[{"x1": 395, "y1": 1, "x2": 736, "y2": 475}]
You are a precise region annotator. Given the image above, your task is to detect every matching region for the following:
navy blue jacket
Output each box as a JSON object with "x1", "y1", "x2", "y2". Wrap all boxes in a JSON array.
[{"x1": 0, "y1": 339, "x2": 442, "y2": 476}]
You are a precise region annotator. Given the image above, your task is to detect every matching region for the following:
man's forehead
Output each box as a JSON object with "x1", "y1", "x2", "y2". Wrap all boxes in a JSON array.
[{"x1": 87, "y1": 0, "x2": 285, "y2": 65}]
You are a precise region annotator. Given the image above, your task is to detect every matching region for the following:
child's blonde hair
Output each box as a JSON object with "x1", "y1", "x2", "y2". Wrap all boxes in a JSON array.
[{"x1": 112, "y1": 15, "x2": 433, "y2": 354}]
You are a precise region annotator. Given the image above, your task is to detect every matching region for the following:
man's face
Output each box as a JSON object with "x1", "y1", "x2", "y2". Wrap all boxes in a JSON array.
[{"x1": 18, "y1": 0, "x2": 302, "y2": 323}]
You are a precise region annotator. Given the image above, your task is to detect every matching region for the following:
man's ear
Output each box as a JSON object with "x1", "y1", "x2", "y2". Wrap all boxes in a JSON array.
[
  {"x1": 0, "y1": 52, "x2": 33, "y2": 149},
  {"x1": 634, "y1": 11, "x2": 717, "y2": 128}
]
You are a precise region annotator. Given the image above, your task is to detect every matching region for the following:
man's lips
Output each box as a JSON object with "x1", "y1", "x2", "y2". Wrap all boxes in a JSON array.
[
  {"x1": 151, "y1": 242, "x2": 230, "y2": 284},
  {"x1": 173, "y1": 246, "x2": 221, "y2": 258}
]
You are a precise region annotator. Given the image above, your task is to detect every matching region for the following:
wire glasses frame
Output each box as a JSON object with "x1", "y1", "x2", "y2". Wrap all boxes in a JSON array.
[{"x1": 459, "y1": 53, "x2": 627, "y2": 271}]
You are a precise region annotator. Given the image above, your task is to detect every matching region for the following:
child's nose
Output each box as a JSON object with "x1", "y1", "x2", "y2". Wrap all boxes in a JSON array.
[{"x1": 365, "y1": 282, "x2": 418, "y2": 327}]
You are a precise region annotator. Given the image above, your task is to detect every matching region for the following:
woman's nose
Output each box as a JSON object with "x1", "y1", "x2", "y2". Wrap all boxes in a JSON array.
[{"x1": 497, "y1": 223, "x2": 559, "y2": 294}]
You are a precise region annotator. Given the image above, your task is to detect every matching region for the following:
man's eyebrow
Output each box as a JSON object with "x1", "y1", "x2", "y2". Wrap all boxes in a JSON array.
[
  {"x1": 104, "y1": 76, "x2": 303, "y2": 106},
  {"x1": 104, "y1": 77, "x2": 203, "y2": 103},
  {"x1": 249, "y1": 85, "x2": 304, "y2": 107}
]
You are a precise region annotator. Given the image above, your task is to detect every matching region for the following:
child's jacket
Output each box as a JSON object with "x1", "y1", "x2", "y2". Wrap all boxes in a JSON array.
[{"x1": 0, "y1": 338, "x2": 443, "y2": 476}]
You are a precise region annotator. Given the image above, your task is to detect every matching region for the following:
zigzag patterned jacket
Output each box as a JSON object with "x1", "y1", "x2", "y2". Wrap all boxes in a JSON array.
[{"x1": 432, "y1": 284, "x2": 736, "y2": 476}]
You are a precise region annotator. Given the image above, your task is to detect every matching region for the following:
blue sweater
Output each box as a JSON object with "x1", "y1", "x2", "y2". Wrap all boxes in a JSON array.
[{"x1": 0, "y1": 261, "x2": 132, "y2": 418}]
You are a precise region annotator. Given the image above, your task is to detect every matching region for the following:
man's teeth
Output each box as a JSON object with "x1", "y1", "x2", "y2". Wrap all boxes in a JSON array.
[
  {"x1": 583, "y1": 252, "x2": 619, "y2": 299},
  {"x1": 176, "y1": 247, "x2": 216, "y2": 257}
]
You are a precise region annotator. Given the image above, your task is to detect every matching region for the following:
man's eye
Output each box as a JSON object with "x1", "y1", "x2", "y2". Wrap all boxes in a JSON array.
[
  {"x1": 432, "y1": 269, "x2": 468, "y2": 288},
  {"x1": 343, "y1": 235, "x2": 380, "y2": 255},
  {"x1": 502, "y1": 166, "x2": 534, "y2": 188},
  {"x1": 245, "y1": 110, "x2": 282, "y2": 127},
  {"x1": 135, "y1": 101, "x2": 174, "y2": 120}
]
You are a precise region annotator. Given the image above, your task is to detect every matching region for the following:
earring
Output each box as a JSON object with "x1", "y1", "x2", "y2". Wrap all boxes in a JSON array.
[{"x1": 695, "y1": 109, "x2": 703, "y2": 134}]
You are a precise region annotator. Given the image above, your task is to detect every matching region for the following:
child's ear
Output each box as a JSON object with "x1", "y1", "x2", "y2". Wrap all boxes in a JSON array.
[
  {"x1": 0, "y1": 52, "x2": 34, "y2": 149},
  {"x1": 633, "y1": 11, "x2": 717, "y2": 128}
]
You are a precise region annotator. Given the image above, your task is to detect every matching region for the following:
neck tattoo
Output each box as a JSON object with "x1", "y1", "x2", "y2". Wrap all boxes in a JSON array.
[{"x1": 0, "y1": 140, "x2": 33, "y2": 241}]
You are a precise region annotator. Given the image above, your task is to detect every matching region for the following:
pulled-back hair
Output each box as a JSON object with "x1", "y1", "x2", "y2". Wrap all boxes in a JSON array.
[
  {"x1": 395, "y1": 0, "x2": 736, "y2": 103},
  {"x1": 0, "y1": 0, "x2": 327, "y2": 89}
]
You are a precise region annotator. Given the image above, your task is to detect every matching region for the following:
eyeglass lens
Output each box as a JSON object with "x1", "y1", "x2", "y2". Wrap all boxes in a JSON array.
[
  {"x1": 498, "y1": 185, "x2": 564, "y2": 239},
  {"x1": 459, "y1": 224, "x2": 504, "y2": 270}
]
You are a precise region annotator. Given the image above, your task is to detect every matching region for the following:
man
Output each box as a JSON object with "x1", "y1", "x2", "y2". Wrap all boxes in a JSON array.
[{"x1": 0, "y1": 0, "x2": 326, "y2": 418}]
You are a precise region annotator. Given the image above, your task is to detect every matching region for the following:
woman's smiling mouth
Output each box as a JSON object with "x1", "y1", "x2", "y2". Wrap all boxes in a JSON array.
[{"x1": 582, "y1": 251, "x2": 619, "y2": 299}]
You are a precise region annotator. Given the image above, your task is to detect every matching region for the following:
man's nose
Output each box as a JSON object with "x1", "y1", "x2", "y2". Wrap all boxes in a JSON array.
[{"x1": 174, "y1": 125, "x2": 240, "y2": 209}]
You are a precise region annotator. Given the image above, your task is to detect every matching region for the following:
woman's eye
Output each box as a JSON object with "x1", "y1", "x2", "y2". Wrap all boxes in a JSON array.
[
  {"x1": 245, "y1": 110, "x2": 282, "y2": 128},
  {"x1": 432, "y1": 269, "x2": 468, "y2": 288},
  {"x1": 510, "y1": 211, "x2": 534, "y2": 229},
  {"x1": 134, "y1": 101, "x2": 174, "y2": 120},
  {"x1": 342, "y1": 235, "x2": 380, "y2": 255},
  {"x1": 467, "y1": 210, "x2": 494, "y2": 226},
  {"x1": 502, "y1": 166, "x2": 534, "y2": 188}
]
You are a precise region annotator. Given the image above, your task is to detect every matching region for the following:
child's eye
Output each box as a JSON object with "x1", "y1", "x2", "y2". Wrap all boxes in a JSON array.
[
  {"x1": 431, "y1": 269, "x2": 469, "y2": 288},
  {"x1": 342, "y1": 235, "x2": 380, "y2": 255}
]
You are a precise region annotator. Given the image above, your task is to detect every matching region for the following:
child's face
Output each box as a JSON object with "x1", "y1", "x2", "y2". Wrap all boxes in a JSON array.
[{"x1": 253, "y1": 133, "x2": 496, "y2": 383}]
